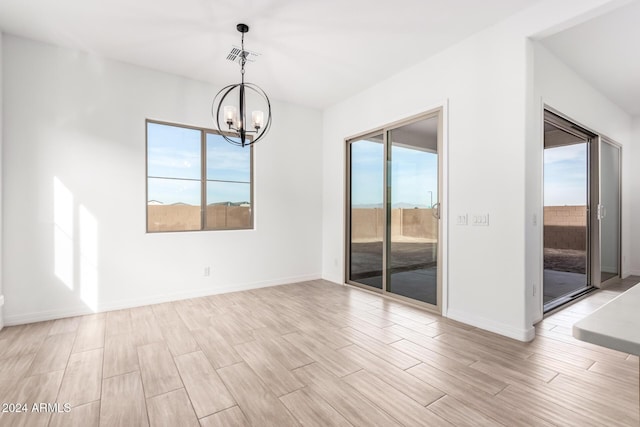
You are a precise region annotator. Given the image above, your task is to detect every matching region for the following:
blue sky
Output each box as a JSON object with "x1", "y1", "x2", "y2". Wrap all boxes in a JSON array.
[
  {"x1": 147, "y1": 123, "x2": 250, "y2": 205},
  {"x1": 351, "y1": 139, "x2": 587, "y2": 208},
  {"x1": 148, "y1": 123, "x2": 586, "y2": 208},
  {"x1": 351, "y1": 140, "x2": 438, "y2": 208},
  {"x1": 544, "y1": 143, "x2": 587, "y2": 206}
]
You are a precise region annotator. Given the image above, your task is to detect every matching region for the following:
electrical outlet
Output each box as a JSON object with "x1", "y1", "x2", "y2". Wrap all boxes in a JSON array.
[
  {"x1": 533, "y1": 283, "x2": 537, "y2": 297},
  {"x1": 204, "y1": 267, "x2": 211, "y2": 277}
]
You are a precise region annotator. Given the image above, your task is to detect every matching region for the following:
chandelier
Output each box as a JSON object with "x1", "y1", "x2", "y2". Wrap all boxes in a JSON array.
[{"x1": 212, "y1": 23, "x2": 272, "y2": 147}]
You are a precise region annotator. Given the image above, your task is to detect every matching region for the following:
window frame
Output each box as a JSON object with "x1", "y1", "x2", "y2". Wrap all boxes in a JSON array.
[{"x1": 145, "y1": 119, "x2": 254, "y2": 233}]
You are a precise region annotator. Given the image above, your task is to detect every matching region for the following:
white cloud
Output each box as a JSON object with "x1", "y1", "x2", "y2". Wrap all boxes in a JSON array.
[{"x1": 544, "y1": 144, "x2": 586, "y2": 164}]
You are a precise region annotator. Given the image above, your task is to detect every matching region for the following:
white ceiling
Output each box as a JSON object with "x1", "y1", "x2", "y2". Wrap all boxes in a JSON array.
[
  {"x1": 0, "y1": 0, "x2": 542, "y2": 109},
  {"x1": 540, "y1": 0, "x2": 640, "y2": 116}
]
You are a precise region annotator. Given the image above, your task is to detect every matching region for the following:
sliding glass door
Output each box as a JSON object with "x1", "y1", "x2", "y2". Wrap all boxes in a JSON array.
[
  {"x1": 347, "y1": 111, "x2": 442, "y2": 311},
  {"x1": 348, "y1": 134, "x2": 384, "y2": 288},
  {"x1": 387, "y1": 118, "x2": 440, "y2": 305},
  {"x1": 542, "y1": 110, "x2": 622, "y2": 312},
  {"x1": 542, "y1": 117, "x2": 590, "y2": 310},
  {"x1": 598, "y1": 139, "x2": 621, "y2": 284}
]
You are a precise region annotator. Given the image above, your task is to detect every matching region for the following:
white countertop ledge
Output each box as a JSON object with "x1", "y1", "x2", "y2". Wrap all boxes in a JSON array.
[{"x1": 573, "y1": 283, "x2": 640, "y2": 356}]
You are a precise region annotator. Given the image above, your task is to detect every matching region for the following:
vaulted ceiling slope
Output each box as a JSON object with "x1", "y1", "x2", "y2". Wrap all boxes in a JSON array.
[
  {"x1": 540, "y1": 0, "x2": 640, "y2": 116},
  {"x1": 0, "y1": 0, "x2": 542, "y2": 109}
]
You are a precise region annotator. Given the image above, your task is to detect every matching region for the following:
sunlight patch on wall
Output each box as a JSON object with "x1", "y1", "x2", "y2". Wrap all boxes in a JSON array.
[
  {"x1": 79, "y1": 205, "x2": 98, "y2": 312},
  {"x1": 54, "y1": 177, "x2": 74, "y2": 289}
]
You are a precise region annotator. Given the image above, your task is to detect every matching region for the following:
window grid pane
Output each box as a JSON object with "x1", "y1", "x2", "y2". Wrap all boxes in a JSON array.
[
  {"x1": 206, "y1": 133, "x2": 250, "y2": 182},
  {"x1": 205, "y1": 181, "x2": 251, "y2": 230},
  {"x1": 147, "y1": 122, "x2": 201, "y2": 180},
  {"x1": 147, "y1": 178, "x2": 201, "y2": 232}
]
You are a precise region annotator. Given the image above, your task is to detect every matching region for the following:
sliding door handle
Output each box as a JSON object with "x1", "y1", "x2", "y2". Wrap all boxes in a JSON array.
[{"x1": 432, "y1": 202, "x2": 441, "y2": 220}]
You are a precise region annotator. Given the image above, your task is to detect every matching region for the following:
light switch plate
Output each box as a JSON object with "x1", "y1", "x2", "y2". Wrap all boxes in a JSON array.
[
  {"x1": 456, "y1": 214, "x2": 468, "y2": 225},
  {"x1": 472, "y1": 214, "x2": 489, "y2": 226}
]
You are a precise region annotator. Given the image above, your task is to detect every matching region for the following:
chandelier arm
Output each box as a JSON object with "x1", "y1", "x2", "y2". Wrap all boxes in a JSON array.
[{"x1": 239, "y1": 83, "x2": 246, "y2": 146}]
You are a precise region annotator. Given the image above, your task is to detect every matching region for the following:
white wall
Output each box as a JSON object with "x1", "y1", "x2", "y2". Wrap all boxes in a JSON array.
[
  {"x1": 528, "y1": 43, "x2": 633, "y2": 323},
  {"x1": 2, "y1": 35, "x2": 323, "y2": 325},
  {"x1": 324, "y1": 17, "x2": 532, "y2": 341},
  {"x1": 0, "y1": 31, "x2": 4, "y2": 330},
  {"x1": 631, "y1": 117, "x2": 640, "y2": 275},
  {"x1": 322, "y1": 0, "x2": 624, "y2": 342}
]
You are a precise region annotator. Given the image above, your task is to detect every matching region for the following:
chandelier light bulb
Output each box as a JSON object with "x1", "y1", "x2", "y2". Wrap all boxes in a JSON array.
[
  {"x1": 252, "y1": 111, "x2": 264, "y2": 129},
  {"x1": 224, "y1": 106, "x2": 237, "y2": 126}
]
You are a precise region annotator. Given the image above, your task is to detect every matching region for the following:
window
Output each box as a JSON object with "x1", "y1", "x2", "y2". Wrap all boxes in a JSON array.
[{"x1": 146, "y1": 120, "x2": 253, "y2": 232}]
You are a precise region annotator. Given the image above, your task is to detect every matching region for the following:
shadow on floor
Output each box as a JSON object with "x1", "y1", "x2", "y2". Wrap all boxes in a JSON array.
[
  {"x1": 543, "y1": 270, "x2": 586, "y2": 303},
  {"x1": 351, "y1": 268, "x2": 437, "y2": 306}
]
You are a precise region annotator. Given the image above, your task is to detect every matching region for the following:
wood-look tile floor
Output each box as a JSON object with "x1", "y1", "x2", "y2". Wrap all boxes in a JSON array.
[{"x1": 0, "y1": 278, "x2": 638, "y2": 427}]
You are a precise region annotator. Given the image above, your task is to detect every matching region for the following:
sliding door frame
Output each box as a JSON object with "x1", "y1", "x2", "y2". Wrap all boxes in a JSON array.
[
  {"x1": 541, "y1": 107, "x2": 623, "y2": 314},
  {"x1": 542, "y1": 110, "x2": 595, "y2": 312},
  {"x1": 597, "y1": 136, "x2": 622, "y2": 287},
  {"x1": 344, "y1": 129, "x2": 386, "y2": 293},
  {"x1": 345, "y1": 107, "x2": 444, "y2": 313}
]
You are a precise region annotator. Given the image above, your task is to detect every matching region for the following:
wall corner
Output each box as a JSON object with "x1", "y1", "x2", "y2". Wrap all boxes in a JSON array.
[
  {"x1": 0, "y1": 31, "x2": 4, "y2": 331},
  {"x1": 0, "y1": 296, "x2": 4, "y2": 331}
]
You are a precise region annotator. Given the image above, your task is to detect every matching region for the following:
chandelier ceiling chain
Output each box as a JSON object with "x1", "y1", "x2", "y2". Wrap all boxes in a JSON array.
[
  {"x1": 212, "y1": 23, "x2": 272, "y2": 147},
  {"x1": 240, "y1": 30, "x2": 246, "y2": 78}
]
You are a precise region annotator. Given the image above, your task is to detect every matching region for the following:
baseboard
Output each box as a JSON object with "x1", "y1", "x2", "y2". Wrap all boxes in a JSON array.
[
  {"x1": 446, "y1": 308, "x2": 536, "y2": 342},
  {"x1": 627, "y1": 270, "x2": 640, "y2": 277},
  {"x1": 3, "y1": 273, "x2": 321, "y2": 326}
]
